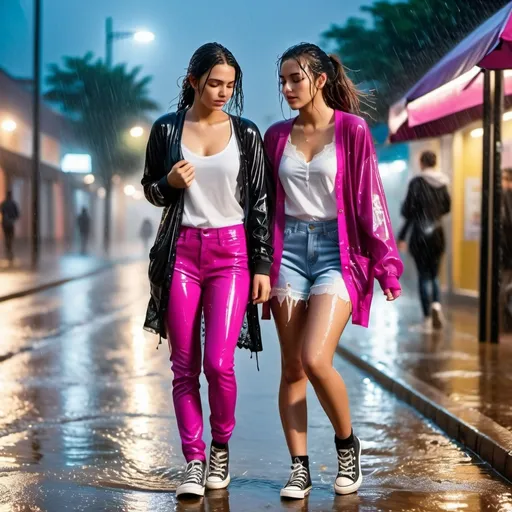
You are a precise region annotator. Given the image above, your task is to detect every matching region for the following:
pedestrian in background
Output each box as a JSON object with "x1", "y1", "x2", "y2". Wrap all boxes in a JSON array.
[
  {"x1": 1, "y1": 190, "x2": 20, "y2": 263},
  {"x1": 398, "y1": 151, "x2": 451, "y2": 332},
  {"x1": 77, "y1": 207, "x2": 91, "y2": 255},
  {"x1": 139, "y1": 218, "x2": 153, "y2": 251}
]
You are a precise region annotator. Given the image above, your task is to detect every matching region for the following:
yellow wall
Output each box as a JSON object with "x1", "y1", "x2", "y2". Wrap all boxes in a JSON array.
[
  {"x1": 451, "y1": 120, "x2": 512, "y2": 294},
  {"x1": 451, "y1": 132, "x2": 464, "y2": 292},
  {"x1": 454, "y1": 129, "x2": 481, "y2": 293}
]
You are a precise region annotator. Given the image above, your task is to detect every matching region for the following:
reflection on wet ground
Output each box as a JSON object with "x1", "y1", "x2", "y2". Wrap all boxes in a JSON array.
[
  {"x1": 0, "y1": 262, "x2": 510, "y2": 511},
  {"x1": 343, "y1": 284, "x2": 512, "y2": 433},
  {"x1": 0, "y1": 241, "x2": 142, "y2": 302}
]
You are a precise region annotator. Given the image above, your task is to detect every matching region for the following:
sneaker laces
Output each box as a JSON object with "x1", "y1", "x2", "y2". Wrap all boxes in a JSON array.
[
  {"x1": 286, "y1": 459, "x2": 309, "y2": 489},
  {"x1": 184, "y1": 460, "x2": 204, "y2": 485},
  {"x1": 337, "y1": 447, "x2": 356, "y2": 480},
  {"x1": 209, "y1": 446, "x2": 228, "y2": 479}
]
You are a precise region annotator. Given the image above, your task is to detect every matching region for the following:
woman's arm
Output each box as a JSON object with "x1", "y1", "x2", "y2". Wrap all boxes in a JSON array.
[
  {"x1": 243, "y1": 120, "x2": 274, "y2": 275},
  {"x1": 141, "y1": 120, "x2": 180, "y2": 207}
]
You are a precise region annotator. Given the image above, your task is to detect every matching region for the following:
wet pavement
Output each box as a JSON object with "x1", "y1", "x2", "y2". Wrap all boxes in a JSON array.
[
  {"x1": 342, "y1": 285, "x2": 512, "y2": 433},
  {"x1": 0, "y1": 260, "x2": 511, "y2": 511},
  {"x1": 0, "y1": 241, "x2": 143, "y2": 302}
]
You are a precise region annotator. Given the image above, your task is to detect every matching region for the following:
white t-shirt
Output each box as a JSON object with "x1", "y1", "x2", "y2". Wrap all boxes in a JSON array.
[
  {"x1": 181, "y1": 129, "x2": 244, "y2": 228},
  {"x1": 279, "y1": 137, "x2": 338, "y2": 221}
]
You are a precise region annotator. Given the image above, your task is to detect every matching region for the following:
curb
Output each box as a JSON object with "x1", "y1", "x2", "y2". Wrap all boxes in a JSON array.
[
  {"x1": 336, "y1": 344, "x2": 512, "y2": 483},
  {"x1": 0, "y1": 257, "x2": 137, "y2": 303}
]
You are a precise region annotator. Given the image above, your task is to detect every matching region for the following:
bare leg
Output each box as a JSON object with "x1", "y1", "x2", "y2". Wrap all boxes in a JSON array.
[
  {"x1": 301, "y1": 294, "x2": 352, "y2": 439},
  {"x1": 271, "y1": 297, "x2": 308, "y2": 456}
]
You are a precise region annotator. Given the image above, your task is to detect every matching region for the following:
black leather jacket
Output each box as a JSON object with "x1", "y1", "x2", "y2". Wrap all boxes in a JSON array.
[{"x1": 141, "y1": 109, "x2": 273, "y2": 354}]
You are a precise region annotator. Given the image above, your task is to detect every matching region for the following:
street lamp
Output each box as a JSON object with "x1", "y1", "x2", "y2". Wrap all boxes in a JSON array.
[
  {"x1": 1, "y1": 119, "x2": 17, "y2": 132},
  {"x1": 124, "y1": 184, "x2": 136, "y2": 196},
  {"x1": 130, "y1": 126, "x2": 144, "y2": 138},
  {"x1": 84, "y1": 174, "x2": 95, "y2": 185},
  {"x1": 103, "y1": 17, "x2": 153, "y2": 254},
  {"x1": 105, "y1": 17, "x2": 154, "y2": 68},
  {"x1": 133, "y1": 31, "x2": 155, "y2": 43}
]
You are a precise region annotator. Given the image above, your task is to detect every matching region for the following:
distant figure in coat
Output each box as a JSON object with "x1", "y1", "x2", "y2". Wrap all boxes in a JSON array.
[
  {"x1": 140, "y1": 218, "x2": 153, "y2": 250},
  {"x1": 398, "y1": 151, "x2": 451, "y2": 332},
  {"x1": 77, "y1": 207, "x2": 91, "y2": 254},
  {"x1": 1, "y1": 190, "x2": 20, "y2": 263},
  {"x1": 139, "y1": 218, "x2": 154, "y2": 251}
]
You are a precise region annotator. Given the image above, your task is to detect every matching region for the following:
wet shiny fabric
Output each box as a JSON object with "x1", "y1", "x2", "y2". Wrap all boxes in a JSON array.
[
  {"x1": 141, "y1": 109, "x2": 273, "y2": 354},
  {"x1": 263, "y1": 110, "x2": 403, "y2": 327},
  {"x1": 166, "y1": 225, "x2": 250, "y2": 462}
]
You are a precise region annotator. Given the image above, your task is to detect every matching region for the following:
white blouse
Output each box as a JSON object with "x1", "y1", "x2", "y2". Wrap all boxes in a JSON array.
[
  {"x1": 279, "y1": 137, "x2": 338, "y2": 221},
  {"x1": 181, "y1": 129, "x2": 244, "y2": 228}
]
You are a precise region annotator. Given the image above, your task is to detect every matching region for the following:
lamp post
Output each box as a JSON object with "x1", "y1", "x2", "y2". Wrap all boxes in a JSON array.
[
  {"x1": 32, "y1": 0, "x2": 42, "y2": 267},
  {"x1": 102, "y1": 17, "x2": 154, "y2": 253},
  {"x1": 105, "y1": 17, "x2": 154, "y2": 68}
]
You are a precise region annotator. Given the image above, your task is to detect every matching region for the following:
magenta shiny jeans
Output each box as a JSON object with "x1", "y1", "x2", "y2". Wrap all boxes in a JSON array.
[{"x1": 166, "y1": 224, "x2": 250, "y2": 462}]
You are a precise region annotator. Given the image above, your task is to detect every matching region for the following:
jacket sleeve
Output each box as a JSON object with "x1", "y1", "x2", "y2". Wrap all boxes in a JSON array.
[
  {"x1": 397, "y1": 181, "x2": 416, "y2": 241},
  {"x1": 244, "y1": 121, "x2": 274, "y2": 275},
  {"x1": 400, "y1": 180, "x2": 417, "y2": 220},
  {"x1": 354, "y1": 121, "x2": 403, "y2": 292},
  {"x1": 441, "y1": 187, "x2": 451, "y2": 216},
  {"x1": 141, "y1": 121, "x2": 179, "y2": 207}
]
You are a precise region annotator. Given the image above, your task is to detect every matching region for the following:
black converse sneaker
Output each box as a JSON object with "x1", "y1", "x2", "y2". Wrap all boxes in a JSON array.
[
  {"x1": 206, "y1": 443, "x2": 230, "y2": 490},
  {"x1": 334, "y1": 435, "x2": 362, "y2": 495},
  {"x1": 176, "y1": 460, "x2": 206, "y2": 497},
  {"x1": 280, "y1": 457, "x2": 312, "y2": 499}
]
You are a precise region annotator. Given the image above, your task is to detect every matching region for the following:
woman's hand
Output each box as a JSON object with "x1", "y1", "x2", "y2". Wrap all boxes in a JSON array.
[
  {"x1": 252, "y1": 274, "x2": 271, "y2": 304},
  {"x1": 167, "y1": 160, "x2": 195, "y2": 188},
  {"x1": 384, "y1": 289, "x2": 401, "y2": 301},
  {"x1": 398, "y1": 240, "x2": 407, "y2": 253}
]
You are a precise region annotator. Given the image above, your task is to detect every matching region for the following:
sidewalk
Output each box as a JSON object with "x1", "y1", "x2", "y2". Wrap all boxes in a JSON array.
[
  {"x1": 1, "y1": 262, "x2": 509, "y2": 511},
  {"x1": 2, "y1": 239, "x2": 511, "y2": 481},
  {"x1": 340, "y1": 285, "x2": 512, "y2": 481},
  {"x1": 0, "y1": 240, "x2": 145, "y2": 302}
]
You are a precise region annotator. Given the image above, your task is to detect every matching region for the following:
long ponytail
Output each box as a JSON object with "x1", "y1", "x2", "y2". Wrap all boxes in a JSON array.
[{"x1": 324, "y1": 54, "x2": 360, "y2": 114}]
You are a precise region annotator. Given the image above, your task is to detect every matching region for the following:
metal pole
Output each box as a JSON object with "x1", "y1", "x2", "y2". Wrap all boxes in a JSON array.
[
  {"x1": 106, "y1": 16, "x2": 113, "y2": 68},
  {"x1": 31, "y1": 0, "x2": 42, "y2": 268},
  {"x1": 104, "y1": 16, "x2": 113, "y2": 253},
  {"x1": 479, "y1": 70, "x2": 492, "y2": 342},
  {"x1": 103, "y1": 177, "x2": 111, "y2": 254},
  {"x1": 490, "y1": 70, "x2": 504, "y2": 343}
]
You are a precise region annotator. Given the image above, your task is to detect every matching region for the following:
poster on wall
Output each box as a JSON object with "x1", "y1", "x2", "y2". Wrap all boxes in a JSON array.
[
  {"x1": 502, "y1": 139, "x2": 512, "y2": 169},
  {"x1": 464, "y1": 177, "x2": 481, "y2": 241}
]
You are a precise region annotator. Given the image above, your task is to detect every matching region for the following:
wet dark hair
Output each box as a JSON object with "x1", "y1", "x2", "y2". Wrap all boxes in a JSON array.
[
  {"x1": 278, "y1": 43, "x2": 361, "y2": 114},
  {"x1": 177, "y1": 42, "x2": 243, "y2": 115},
  {"x1": 420, "y1": 151, "x2": 437, "y2": 168}
]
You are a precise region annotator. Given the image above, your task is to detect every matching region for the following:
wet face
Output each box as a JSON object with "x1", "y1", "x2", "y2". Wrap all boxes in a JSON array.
[
  {"x1": 279, "y1": 58, "x2": 326, "y2": 110},
  {"x1": 190, "y1": 63, "x2": 236, "y2": 111}
]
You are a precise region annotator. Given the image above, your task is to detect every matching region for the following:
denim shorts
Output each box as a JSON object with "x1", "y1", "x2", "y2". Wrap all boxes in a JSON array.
[{"x1": 271, "y1": 216, "x2": 351, "y2": 309}]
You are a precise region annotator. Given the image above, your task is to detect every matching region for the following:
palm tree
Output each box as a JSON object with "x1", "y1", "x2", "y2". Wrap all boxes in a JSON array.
[{"x1": 45, "y1": 52, "x2": 159, "y2": 252}]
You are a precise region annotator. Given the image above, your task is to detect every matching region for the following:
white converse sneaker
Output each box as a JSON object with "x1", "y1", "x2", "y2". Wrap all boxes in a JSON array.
[
  {"x1": 431, "y1": 302, "x2": 445, "y2": 330},
  {"x1": 206, "y1": 444, "x2": 230, "y2": 490},
  {"x1": 334, "y1": 435, "x2": 362, "y2": 495},
  {"x1": 280, "y1": 458, "x2": 312, "y2": 499},
  {"x1": 176, "y1": 460, "x2": 206, "y2": 498}
]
